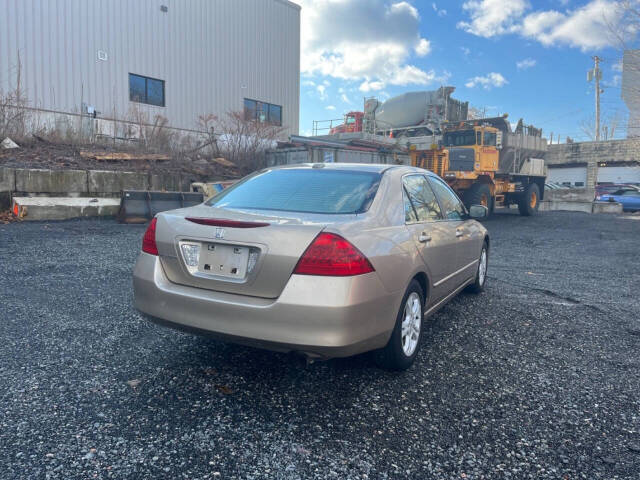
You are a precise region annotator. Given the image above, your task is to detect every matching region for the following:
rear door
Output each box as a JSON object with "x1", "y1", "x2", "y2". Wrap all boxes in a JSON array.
[
  {"x1": 402, "y1": 174, "x2": 457, "y2": 305},
  {"x1": 428, "y1": 176, "x2": 483, "y2": 286}
]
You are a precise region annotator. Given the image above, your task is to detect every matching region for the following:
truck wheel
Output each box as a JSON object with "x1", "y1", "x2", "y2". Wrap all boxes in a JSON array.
[
  {"x1": 465, "y1": 183, "x2": 493, "y2": 215},
  {"x1": 518, "y1": 183, "x2": 540, "y2": 216}
]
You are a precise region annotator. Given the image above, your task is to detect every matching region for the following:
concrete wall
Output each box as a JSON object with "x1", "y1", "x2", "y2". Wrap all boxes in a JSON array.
[
  {"x1": 546, "y1": 138, "x2": 640, "y2": 188},
  {"x1": 0, "y1": 166, "x2": 198, "y2": 209}
]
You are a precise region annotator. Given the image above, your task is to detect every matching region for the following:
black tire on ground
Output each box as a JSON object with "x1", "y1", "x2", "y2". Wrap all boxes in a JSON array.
[
  {"x1": 465, "y1": 241, "x2": 488, "y2": 294},
  {"x1": 464, "y1": 183, "x2": 493, "y2": 216},
  {"x1": 518, "y1": 183, "x2": 540, "y2": 216},
  {"x1": 375, "y1": 280, "x2": 424, "y2": 371}
]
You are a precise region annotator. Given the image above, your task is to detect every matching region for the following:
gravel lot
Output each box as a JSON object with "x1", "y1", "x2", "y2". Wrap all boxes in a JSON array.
[{"x1": 1, "y1": 211, "x2": 639, "y2": 479}]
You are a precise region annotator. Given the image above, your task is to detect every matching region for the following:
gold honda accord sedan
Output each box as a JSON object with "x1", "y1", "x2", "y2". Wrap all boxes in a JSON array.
[{"x1": 133, "y1": 163, "x2": 489, "y2": 370}]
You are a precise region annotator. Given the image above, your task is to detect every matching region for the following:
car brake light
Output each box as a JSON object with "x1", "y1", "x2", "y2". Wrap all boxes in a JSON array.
[
  {"x1": 142, "y1": 218, "x2": 159, "y2": 255},
  {"x1": 293, "y1": 232, "x2": 374, "y2": 276},
  {"x1": 186, "y1": 218, "x2": 270, "y2": 228}
]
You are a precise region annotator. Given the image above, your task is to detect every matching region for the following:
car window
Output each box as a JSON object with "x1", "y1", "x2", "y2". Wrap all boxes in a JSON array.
[
  {"x1": 483, "y1": 132, "x2": 497, "y2": 146},
  {"x1": 622, "y1": 190, "x2": 640, "y2": 197},
  {"x1": 428, "y1": 177, "x2": 466, "y2": 221},
  {"x1": 207, "y1": 168, "x2": 381, "y2": 214},
  {"x1": 402, "y1": 175, "x2": 442, "y2": 223}
]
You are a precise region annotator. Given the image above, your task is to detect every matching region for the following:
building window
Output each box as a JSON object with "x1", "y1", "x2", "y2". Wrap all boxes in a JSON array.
[
  {"x1": 244, "y1": 98, "x2": 282, "y2": 126},
  {"x1": 129, "y1": 73, "x2": 165, "y2": 107}
]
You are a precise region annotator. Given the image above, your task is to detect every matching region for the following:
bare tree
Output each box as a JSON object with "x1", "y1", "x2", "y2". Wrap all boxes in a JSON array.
[
  {"x1": 580, "y1": 111, "x2": 624, "y2": 141},
  {"x1": 126, "y1": 104, "x2": 173, "y2": 150},
  {"x1": 0, "y1": 54, "x2": 30, "y2": 139},
  {"x1": 195, "y1": 114, "x2": 220, "y2": 156},
  {"x1": 467, "y1": 106, "x2": 486, "y2": 120},
  {"x1": 199, "y1": 111, "x2": 285, "y2": 172}
]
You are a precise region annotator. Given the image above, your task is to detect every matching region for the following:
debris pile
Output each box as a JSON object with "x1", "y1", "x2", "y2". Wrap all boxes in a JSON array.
[{"x1": 0, "y1": 137, "x2": 239, "y2": 179}]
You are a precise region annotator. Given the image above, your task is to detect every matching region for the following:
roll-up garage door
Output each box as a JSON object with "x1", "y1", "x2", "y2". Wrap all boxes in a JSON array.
[
  {"x1": 597, "y1": 166, "x2": 640, "y2": 184},
  {"x1": 547, "y1": 166, "x2": 588, "y2": 186}
]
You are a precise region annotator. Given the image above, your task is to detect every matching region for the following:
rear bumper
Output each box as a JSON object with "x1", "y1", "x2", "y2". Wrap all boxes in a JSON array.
[{"x1": 133, "y1": 253, "x2": 400, "y2": 358}]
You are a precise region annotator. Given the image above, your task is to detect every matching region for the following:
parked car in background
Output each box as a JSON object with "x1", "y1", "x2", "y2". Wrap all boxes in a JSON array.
[
  {"x1": 598, "y1": 188, "x2": 640, "y2": 212},
  {"x1": 595, "y1": 184, "x2": 640, "y2": 200},
  {"x1": 133, "y1": 163, "x2": 490, "y2": 370}
]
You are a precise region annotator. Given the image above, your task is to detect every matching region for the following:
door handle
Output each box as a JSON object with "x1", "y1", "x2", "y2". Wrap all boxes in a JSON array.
[
  {"x1": 418, "y1": 232, "x2": 432, "y2": 243},
  {"x1": 455, "y1": 229, "x2": 465, "y2": 238}
]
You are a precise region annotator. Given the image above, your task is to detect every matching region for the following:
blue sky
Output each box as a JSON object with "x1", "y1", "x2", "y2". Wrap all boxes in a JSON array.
[{"x1": 297, "y1": 0, "x2": 631, "y2": 141}]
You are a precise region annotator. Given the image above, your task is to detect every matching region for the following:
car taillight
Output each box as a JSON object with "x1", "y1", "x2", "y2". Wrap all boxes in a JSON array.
[
  {"x1": 142, "y1": 218, "x2": 159, "y2": 255},
  {"x1": 293, "y1": 232, "x2": 374, "y2": 277}
]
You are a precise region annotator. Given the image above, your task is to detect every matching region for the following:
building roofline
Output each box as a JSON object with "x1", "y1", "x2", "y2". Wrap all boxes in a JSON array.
[{"x1": 274, "y1": 0, "x2": 301, "y2": 10}]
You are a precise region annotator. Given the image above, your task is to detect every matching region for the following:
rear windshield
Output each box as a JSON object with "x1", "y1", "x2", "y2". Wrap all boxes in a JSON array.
[{"x1": 207, "y1": 168, "x2": 381, "y2": 214}]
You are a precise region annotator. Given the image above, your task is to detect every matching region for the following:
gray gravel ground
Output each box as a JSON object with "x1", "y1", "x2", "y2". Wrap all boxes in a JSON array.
[{"x1": 1, "y1": 211, "x2": 639, "y2": 479}]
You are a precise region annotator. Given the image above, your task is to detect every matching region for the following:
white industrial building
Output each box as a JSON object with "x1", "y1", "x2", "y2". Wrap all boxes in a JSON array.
[
  {"x1": 622, "y1": 50, "x2": 639, "y2": 138},
  {"x1": 0, "y1": 0, "x2": 300, "y2": 138}
]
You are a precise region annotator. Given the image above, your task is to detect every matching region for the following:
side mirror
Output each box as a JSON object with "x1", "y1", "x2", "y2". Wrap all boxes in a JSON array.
[{"x1": 469, "y1": 205, "x2": 489, "y2": 219}]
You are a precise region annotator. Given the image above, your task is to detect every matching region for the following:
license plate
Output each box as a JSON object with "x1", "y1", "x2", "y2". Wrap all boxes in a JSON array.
[{"x1": 199, "y1": 243, "x2": 249, "y2": 278}]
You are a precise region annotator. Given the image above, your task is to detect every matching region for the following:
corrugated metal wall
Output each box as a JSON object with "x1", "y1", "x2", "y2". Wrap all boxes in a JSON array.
[{"x1": 0, "y1": 0, "x2": 300, "y2": 135}]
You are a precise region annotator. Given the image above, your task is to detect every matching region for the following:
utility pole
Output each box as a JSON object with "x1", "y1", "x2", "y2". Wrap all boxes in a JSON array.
[{"x1": 589, "y1": 56, "x2": 602, "y2": 141}]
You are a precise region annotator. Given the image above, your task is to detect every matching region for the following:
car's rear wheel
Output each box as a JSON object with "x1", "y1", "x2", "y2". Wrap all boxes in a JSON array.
[
  {"x1": 376, "y1": 280, "x2": 423, "y2": 370},
  {"x1": 466, "y1": 242, "x2": 488, "y2": 294}
]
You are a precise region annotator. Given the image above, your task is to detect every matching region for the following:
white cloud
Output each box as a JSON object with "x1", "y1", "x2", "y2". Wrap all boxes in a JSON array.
[
  {"x1": 341, "y1": 93, "x2": 352, "y2": 104},
  {"x1": 359, "y1": 80, "x2": 386, "y2": 92},
  {"x1": 521, "y1": 0, "x2": 620, "y2": 51},
  {"x1": 316, "y1": 84, "x2": 328, "y2": 100},
  {"x1": 390, "y1": 1, "x2": 419, "y2": 19},
  {"x1": 301, "y1": 79, "x2": 316, "y2": 87},
  {"x1": 612, "y1": 59, "x2": 623, "y2": 72},
  {"x1": 457, "y1": 0, "x2": 529, "y2": 37},
  {"x1": 465, "y1": 72, "x2": 508, "y2": 89},
  {"x1": 461, "y1": 46, "x2": 471, "y2": 56},
  {"x1": 610, "y1": 74, "x2": 621, "y2": 87},
  {"x1": 298, "y1": 0, "x2": 439, "y2": 90},
  {"x1": 415, "y1": 38, "x2": 431, "y2": 56},
  {"x1": 432, "y1": 2, "x2": 447, "y2": 16},
  {"x1": 516, "y1": 58, "x2": 537, "y2": 70},
  {"x1": 458, "y1": 0, "x2": 626, "y2": 51},
  {"x1": 326, "y1": 105, "x2": 336, "y2": 110}
]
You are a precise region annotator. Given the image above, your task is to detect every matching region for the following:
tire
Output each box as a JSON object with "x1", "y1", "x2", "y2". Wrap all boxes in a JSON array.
[
  {"x1": 518, "y1": 183, "x2": 540, "y2": 216},
  {"x1": 466, "y1": 242, "x2": 488, "y2": 294},
  {"x1": 464, "y1": 183, "x2": 493, "y2": 216},
  {"x1": 376, "y1": 280, "x2": 424, "y2": 371}
]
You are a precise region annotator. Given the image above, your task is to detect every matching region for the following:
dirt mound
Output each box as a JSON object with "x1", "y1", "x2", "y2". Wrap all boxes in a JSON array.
[{"x1": 0, "y1": 137, "x2": 239, "y2": 179}]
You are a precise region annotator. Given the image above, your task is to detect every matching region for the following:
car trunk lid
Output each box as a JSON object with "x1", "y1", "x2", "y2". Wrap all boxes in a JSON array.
[{"x1": 155, "y1": 205, "x2": 328, "y2": 298}]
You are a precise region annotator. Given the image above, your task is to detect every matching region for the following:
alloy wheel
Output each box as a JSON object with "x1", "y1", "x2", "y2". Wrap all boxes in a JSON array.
[
  {"x1": 478, "y1": 248, "x2": 487, "y2": 286},
  {"x1": 401, "y1": 292, "x2": 422, "y2": 356}
]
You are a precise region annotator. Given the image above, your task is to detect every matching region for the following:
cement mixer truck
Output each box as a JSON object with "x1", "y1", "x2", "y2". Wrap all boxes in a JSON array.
[{"x1": 322, "y1": 86, "x2": 468, "y2": 137}]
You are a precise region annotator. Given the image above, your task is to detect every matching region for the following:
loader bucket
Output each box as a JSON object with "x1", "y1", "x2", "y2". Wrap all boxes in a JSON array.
[{"x1": 117, "y1": 190, "x2": 205, "y2": 224}]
